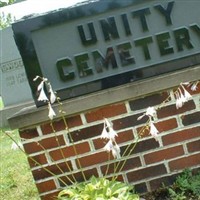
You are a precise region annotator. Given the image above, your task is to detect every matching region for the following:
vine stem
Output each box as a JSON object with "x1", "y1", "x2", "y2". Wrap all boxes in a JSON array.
[
  {"x1": 57, "y1": 99, "x2": 87, "y2": 182},
  {"x1": 50, "y1": 121, "x2": 77, "y2": 184},
  {"x1": 104, "y1": 152, "x2": 111, "y2": 177}
]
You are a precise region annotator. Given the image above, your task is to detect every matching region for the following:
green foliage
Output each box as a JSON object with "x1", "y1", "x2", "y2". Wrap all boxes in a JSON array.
[
  {"x1": 168, "y1": 169, "x2": 200, "y2": 200},
  {"x1": 0, "y1": 96, "x2": 4, "y2": 109},
  {"x1": 0, "y1": 0, "x2": 16, "y2": 29},
  {"x1": 0, "y1": 11, "x2": 15, "y2": 29},
  {"x1": 175, "y1": 169, "x2": 200, "y2": 196},
  {"x1": 0, "y1": 0, "x2": 15, "y2": 7},
  {"x1": 168, "y1": 188, "x2": 186, "y2": 200},
  {"x1": 58, "y1": 176, "x2": 139, "y2": 200}
]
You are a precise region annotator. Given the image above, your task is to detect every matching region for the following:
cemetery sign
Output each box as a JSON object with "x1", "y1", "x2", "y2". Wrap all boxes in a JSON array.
[{"x1": 12, "y1": 0, "x2": 200, "y2": 106}]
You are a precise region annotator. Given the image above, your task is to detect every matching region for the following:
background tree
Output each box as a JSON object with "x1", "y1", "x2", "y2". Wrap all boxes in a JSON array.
[
  {"x1": 0, "y1": 0, "x2": 16, "y2": 29},
  {"x1": 0, "y1": 0, "x2": 15, "y2": 7}
]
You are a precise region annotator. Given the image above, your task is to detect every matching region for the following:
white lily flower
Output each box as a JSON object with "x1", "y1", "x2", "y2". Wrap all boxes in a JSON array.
[
  {"x1": 109, "y1": 127, "x2": 118, "y2": 140},
  {"x1": 182, "y1": 87, "x2": 192, "y2": 101},
  {"x1": 103, "y1": 140, "x2": 121, "y2": 158},
  {"x1": 37, "y1": 80, "x2": 44, "y2": 91},
  {"x1": 146, "y1": 106, "x2": 156, "y2": 117},
  {"x1": 100, "y1": 125, "x2": 109, "y2": 139},
  {"x1": 38, "y1": 87, "x2": 49, "y2": 102},
  {"x1": 149, "y1": 121, "x2": 159, "y2": 140},
  {"x1": 175, "y1": 87, "x2": 189, "y2": 109},
  {"x1": 179, "y1": 91, "x2": 187, "y2": 103},
  {"x1": 103, "y1": 140, "x2": 113, "y2": 152},
  {"x1": 48, "y1": 103, "x2": 56, "y2": 120},
  {"x1": 191, "y1": 83, "x2": 198, "y2": 91},
  {"x1": 137, "y1": 106, "x2": 156, "y2": 120},
  {"x1": 111, "y1": 143, "x2": 121, "y2": 158},
  {"x1": 175, "y1": 92, "x2": 183, "y2": 109},
  {"x1": 101, "y1": 118, "x2": 120, "y2": 158},
  {"x1": 49, "y1": 85, "x2": 56, "y2": 104},
  {"x1": 101, "y1": 118, "x2": 117, "y2": 140},
  {"x1": 105, "y1": 118, "x2": 113, "y2": 128}
]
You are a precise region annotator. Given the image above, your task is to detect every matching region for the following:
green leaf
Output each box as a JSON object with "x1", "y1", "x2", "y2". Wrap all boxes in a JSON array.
[{"x1": 58, "y1": 176, "x2": 139, "y2": 200}]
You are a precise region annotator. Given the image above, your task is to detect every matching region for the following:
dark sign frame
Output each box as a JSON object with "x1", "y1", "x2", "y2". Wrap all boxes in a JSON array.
[{"x1": 12, "y1": 0, "x2": 200, "y2": 106}]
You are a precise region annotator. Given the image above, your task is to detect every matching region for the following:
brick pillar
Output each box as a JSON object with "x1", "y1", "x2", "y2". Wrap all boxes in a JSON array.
[{"x1": 8, "y1": 69, "x2": 200, "y2": 200}]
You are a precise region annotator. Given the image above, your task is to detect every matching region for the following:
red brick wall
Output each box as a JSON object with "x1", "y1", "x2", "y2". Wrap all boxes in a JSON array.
[{"x1": 19, "y1": 82, "x2": 200, "y2": 200}]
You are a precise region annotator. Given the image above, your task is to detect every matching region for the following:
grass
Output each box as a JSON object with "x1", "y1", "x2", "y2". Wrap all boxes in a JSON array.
[
  {"x1": 0, "y1": 128, "x2": 39, "y2": 200},
  {"x1": 0, "y1": 96, "x2": 4, "y2": 109}
]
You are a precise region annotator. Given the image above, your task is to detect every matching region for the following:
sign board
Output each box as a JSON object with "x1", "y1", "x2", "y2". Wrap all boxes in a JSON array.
[
  {"x1": 0, "y1": 27, "x2": 32, "y2": 106},
  {"x1": 12, "y1": 0, "x2": 200, "y2": 107}
]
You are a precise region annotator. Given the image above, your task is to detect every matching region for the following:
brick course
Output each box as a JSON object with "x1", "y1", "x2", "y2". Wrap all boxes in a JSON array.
[
  {"x1": 144, "y1": 145, "x2": 185, "y2": 164},
  {"x1": 187, "y1": 139, "x2": 200, "y2": 153},
  {"x1": 169, "y1": 154, "x2": 200, "y2": 171},
  {"x1": 162, "y1": 126, "x2": 200, "y2": 145},
  {"x1": 85, "y1": 103, "x2": 127, "y2": 122},
  {"x1": 127, "y1": 164, "x2": 167, "y2": 182}
]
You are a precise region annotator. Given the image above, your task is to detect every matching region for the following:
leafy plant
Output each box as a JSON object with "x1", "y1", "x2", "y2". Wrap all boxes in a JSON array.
[
  {"x1": 0, "y1": 0, "x2": 16, "y2": 29},
  {"x1": 166, "y1": 169, "x2": 200, "y2": 200},
  {"x1": 58, "y1": 176, "x2": 139, "y2": 200},
  {"x1": 168, "y1": 188, "x2": 186, "y2": 200},
  {"x1": 0, "y1": 0, "x2": 15, "y2": 7},
  {"x1": 175, "y1": 169, "x2": 200, "y2": 197}
]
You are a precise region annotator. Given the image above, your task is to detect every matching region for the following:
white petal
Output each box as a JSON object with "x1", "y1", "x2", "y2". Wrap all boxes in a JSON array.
[
  {"x1": 191, "y1": 83, "x2": 197, "y2": 91},
  {"x1": 105, "y1": 118, "x2": 113, "y2": 128},
  {"x1": 111, "y1": 148, "x2": 118, "y2": 158},
  {"x1": 49, "y1": 85, "x2": 56, "y2": 104},
  {"x1": 179, "y1": 91, "x2": 187, "y2": 103},
  {"x1": 100, "y1": 126, "x2": 109, "y2": 139},
  {"x1": 38, "y1": 88, "x2": 49, "y2": 102},
  {"x1": 48, "y1": 103, "x2": 56, "y2": 120},
  {"x1": 109, "y1": 127, "x2": 118, "y2": 140},
  {"x1": 137, "y1": 114, "x2": 145, "y2": 121},
  {"x1": 175, "y1": 92, "x2": 183, "y2": 109},
  {"x1": 37, "y1": 80, "x2": 44, "y2": 91},
  {"x1": 113, "y1": 143, "x2": 121, "y2": 158},
  {"x1": 112, "y1": 143, "x2": 121, "y2": 158},
  {"x1": 176, "y1": 98, "x2": 183, "y2": 109},
  {"x1": 103, "y1": 140, "x2": 113, "y2": 152},
  {"x1": 183, "y1": 88, "x2": 192, "y2": 101},
  {"x1": 11, "y1": 141, "x2": 23, "y2": 150},
  {"x1": 146, "y1": 106, "x2": 156, "y2": 117},
  {"x1": 33, "y1": 76, "x2": 40, "y2": 81},
  {"x1": 149, "y1": 122, "x2": 159, "y2": 140},
  {"x1": 182, "y1": 82, "x2": 190, "y2": 86},
  {"x1": 50, "y1": 93, "x2": 56, "y2": 104},
  {"x1": 11, "y1": 142, "x2": 18, "y2": 150}
]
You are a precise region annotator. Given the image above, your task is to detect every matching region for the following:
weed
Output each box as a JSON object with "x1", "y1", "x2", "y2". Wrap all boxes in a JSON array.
[
  {"x1": 168, "y1": 188, "x2": 187, "y2": 200},
  {"x1": 0, "y1": 129, "x2": 39, "y2": 200},
  {"x1": 174, "y1": 169, "x2": 200, "y2": 198}
]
